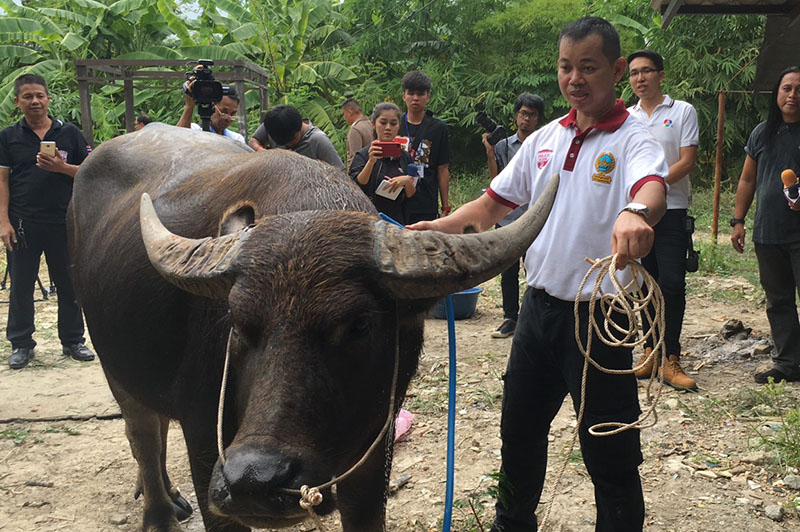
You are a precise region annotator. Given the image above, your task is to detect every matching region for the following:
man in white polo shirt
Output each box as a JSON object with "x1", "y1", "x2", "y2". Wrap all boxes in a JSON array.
[
  {"x1": 410, "y1": 17, "x2": 668, "y2": 532},
  {"x1": 627, "y1": 49, "x2": 699, "y2": 391}
]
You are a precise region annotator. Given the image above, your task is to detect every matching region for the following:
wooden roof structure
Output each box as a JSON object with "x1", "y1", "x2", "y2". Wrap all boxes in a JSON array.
[
  {"x1": 651, "y1": 0, "x2": 800, "y2": 28},
  {"x1": 74, "y1": 59, "x2": 270, "y2": 146}
]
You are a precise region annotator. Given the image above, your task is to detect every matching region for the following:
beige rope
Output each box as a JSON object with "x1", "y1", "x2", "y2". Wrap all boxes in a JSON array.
[
  {"x1": 540, "y1": 255, "x2": 666, "y2": 530},
  {"x1": 215, "y1": 303, "x2": 402, "y2": 530}
]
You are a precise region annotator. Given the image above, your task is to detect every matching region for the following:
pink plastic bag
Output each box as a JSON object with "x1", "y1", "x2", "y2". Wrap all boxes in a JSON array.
[{"x1": 394, "y1": 409, "x2": 414, "y2": 441}]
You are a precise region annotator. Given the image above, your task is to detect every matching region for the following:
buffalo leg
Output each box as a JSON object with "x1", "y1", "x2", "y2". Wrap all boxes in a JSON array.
[
  {"x1": 336, "y1": 435, "x2": 393, "y2": 532},
  {"x1": 181, "y1": 420, "x2": 250, "y2": 532},
  {"x1": 107, "y1": 376, "x2": 183, "y2": 532}
]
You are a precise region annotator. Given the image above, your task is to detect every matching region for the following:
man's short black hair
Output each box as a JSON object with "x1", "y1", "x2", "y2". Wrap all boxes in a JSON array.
[
  {"x1": 514, "y1": 93, "x2": 545, "y2": 118},
  {"x1": 627, "y1": 49, "x2": 664, "y2": 71},
  {"x1": 401, "y1": 71, "x2": 432, "y2": 93},
  {"x1": 263, "y1": 105, "x2": 303, "y2": 146},
  {"x1": 14, "y1": 74, "x2": 48, "y2": 97},
  {"x1": 136, "y1": 113, "x2": 152, "y2": 125},
  {"x1": 559, "y1": 17, "x2": 621, "y2": 65},
  {"x1": 221, "y1": 85, "x2": 239, "y2": 103},
  {"x1": 341, "y1": 98, "x2": 362, "y2": 113}
]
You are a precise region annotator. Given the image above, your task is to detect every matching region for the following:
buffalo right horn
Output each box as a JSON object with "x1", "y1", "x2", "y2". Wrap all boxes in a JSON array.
[
  {"x1": 139, "y1": 193, "x2": 249, "y2": 299},
  {"x1": 375, "y1": 174, "x2": 558, "y2": 300}
]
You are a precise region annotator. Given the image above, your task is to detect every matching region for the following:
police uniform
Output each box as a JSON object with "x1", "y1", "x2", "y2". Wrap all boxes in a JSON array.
[
  {"x1": 628, "y1": 96, "x2": 699, "y2": 358},
  {"x1": 486, "y1": 100, "x2": 668, "y2": 532},
  {"x1": 0, "y1": 117, "x2": 89, "y2": 351}
]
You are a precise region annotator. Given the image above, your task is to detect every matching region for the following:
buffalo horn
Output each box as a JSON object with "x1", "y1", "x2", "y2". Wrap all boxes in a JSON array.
[
  {"x1": 139, "y1": 193, "x2": 248, "y2": 299},
  {"x1": 375, "y1": 173, "x2": 558, "y2": 299}
]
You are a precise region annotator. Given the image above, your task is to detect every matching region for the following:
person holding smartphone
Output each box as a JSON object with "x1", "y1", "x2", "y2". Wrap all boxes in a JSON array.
[
  {"x1": 0, "y1": 74, "x2": 94, "y2": 369},
  {"x1": 348, "y1": 102, "x2": 416, "y2": 224}
]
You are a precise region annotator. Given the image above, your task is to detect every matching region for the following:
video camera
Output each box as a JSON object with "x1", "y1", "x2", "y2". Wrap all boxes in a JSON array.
[
  {"x1": 184, "y1": 59, "x2": 223, "y2": 131},
  {"x1": 476, "y1": 111, "x2": 507, "y2": 146}
]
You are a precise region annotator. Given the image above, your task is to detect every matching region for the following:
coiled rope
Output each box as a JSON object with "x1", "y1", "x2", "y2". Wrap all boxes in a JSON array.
[
  {"x1": 539, "y1": 254, "x2": 667, "y2": 530},
  {"x1": 215, "y1": 303, "x2": 402, "y2": 531}
]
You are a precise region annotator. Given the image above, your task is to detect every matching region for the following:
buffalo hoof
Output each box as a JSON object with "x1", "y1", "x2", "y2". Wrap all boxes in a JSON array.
[{"x1": 172, "y1": 495, "x2": 193, "y2": 521}]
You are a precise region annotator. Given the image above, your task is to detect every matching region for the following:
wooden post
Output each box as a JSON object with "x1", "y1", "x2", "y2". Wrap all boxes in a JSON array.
[
  {"x1": 233, "y1": 65, "x2": 246, "y2": 136},
  {"x1": 123, "y1": 70, "x2": 135, "y2": 133},
  {"x1": 76, "y1": 64, "x2": 94, "y2": 147},
  {"x1": 711, "y1": 90, "x2": 726, "y2": 242}
]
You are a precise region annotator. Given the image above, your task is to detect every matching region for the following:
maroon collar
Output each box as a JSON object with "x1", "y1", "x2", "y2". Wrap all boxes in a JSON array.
[{"x1": 558, "y1": 99, "x2": 629, "y2": 133}]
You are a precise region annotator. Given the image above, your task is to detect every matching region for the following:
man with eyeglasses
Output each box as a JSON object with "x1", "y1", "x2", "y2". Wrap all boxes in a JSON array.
[
  {"x1": 482, "y1": 92, "x2": 545, "y2": 339},
  {"x1": 627, "y1": 49, "x2": 699, "y2": 391},
  {"x1": 178, "y1": 84, "x2": 246, "y2": 145}
]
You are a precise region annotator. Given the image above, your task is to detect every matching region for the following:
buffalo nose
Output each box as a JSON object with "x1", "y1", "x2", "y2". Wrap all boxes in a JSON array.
[{"x1": 222, "y1": 445, "x2": 294, "y2": 498}]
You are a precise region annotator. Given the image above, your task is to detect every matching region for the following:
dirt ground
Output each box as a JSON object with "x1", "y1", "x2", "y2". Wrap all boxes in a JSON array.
[{"x1": 1, "y1": 271, "x2": 799, "y2": 532}]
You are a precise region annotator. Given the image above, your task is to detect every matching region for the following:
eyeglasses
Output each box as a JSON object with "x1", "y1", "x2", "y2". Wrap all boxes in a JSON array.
[
  {"x1": 214, "y1": 106, "x2": 234, "y2": 118},
  {"x1": 517, "y1": 110, "x2": 537, "y2": 119},
  {"x1": 629, "y1": 67, "x2": 659, "y2": 78}
]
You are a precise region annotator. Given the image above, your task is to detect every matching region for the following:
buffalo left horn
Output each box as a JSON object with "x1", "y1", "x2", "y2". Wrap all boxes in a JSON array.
[
  {"x1": 375, "y1": 173, "x2": 558, "y2": 300},
  {"x1": 140, "y1": 193, "x2": 249, "y2": 299}
]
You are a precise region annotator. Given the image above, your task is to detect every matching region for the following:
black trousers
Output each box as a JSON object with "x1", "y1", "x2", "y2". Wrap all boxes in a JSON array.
[
  {"x1": 492, "y1": 288, "x2": 644, "y2": 532},
  {"x1": 499, "y1": 226, "x2": 525, "y2": 321},
  {"x1": 641, "y1": 209, "x2": 688, "y2": 357},
  {"x1": 6, "y1": 220, "x2": 85, "y2": 350},
  {"x1": 754, "y1": 242, "x2": 800, "y2": 375}
]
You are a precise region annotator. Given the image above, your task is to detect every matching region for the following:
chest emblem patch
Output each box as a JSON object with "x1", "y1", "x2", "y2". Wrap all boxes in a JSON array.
[
  {"x1": 592, "y1": 152, "x2": 615, "y2": 184},
  {"x1": 536, "y1": 149, "x2": 553, "y2": 169},
  {"x1": 663, "y1": 119, "x2": 673, "y2": 127}
]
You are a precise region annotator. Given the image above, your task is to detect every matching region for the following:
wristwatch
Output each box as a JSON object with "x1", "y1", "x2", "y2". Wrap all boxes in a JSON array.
[
  {"x1": 620, "y1": 202, "x2": 649, "y2": 221},
  {"x1": 729, "y1": 217, "x2": 745, "y2": 227},
  {"x1": 442, "y1": 205, "x2": 451, "y2": 214}
]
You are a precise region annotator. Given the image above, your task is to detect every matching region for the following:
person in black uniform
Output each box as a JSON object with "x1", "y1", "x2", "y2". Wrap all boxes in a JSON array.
[{"x1": 0, "y1": 74, "x2": 95, "y2": 369}]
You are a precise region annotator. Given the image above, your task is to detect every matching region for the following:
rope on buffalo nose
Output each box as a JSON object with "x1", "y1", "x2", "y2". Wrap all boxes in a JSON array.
[{"x1": 539, "y1": 254, "x2": 667, "y2": 531}]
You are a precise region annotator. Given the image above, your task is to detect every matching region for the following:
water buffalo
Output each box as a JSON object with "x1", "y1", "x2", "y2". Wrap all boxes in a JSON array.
[{"x1": 67, "y1": 124, "x2": 557, "y2": 532}]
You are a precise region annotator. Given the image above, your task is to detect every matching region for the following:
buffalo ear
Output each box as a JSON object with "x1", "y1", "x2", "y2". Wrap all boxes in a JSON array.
[{"x1": 219, "y1": 202, "x2": 256, "y2": 236}]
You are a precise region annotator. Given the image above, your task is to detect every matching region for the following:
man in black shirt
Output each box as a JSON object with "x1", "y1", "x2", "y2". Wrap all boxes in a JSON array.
[
  {"x1": 399, "y1": 71, "x2": 451, "y2": 223},
  {"x1": 0, "y1": 74, "x2": 94, "y2": 369}
]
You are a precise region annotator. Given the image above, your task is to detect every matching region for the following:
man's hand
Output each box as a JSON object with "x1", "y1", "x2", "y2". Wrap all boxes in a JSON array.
[
  {"x1": 36, "y1": 151, "x2": 67, "y2": 173},
  {"x1": 610, "y1": 211, "x2": 654, "y2": 269},
  {"x1": 731, "y1": 224, "x2": 746, "y2": 254},
  {"x1": 0, "y1": 220, "x2": 16, "y2": 251},
  {"x1": 481, "y1": 132, "x2": 494, "y2": 154}
]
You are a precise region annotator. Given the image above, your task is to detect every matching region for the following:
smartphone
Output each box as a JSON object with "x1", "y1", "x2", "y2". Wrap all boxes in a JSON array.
[
  {"x1": 375, "y1": 141, "x2": 401, "y2": 158},
  {"x1": 40, "y1": 141, "x2": 57, "y2": 157}
]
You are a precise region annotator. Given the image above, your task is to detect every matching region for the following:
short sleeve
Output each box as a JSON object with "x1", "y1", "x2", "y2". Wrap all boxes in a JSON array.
[
  {"x1": 435, "y1": 122, "x2": 450, "y2": 167},
  {"x1": 252, "y1": 123, "x2": 267, "y2": 144},
  {"x1": 745, "y1": 122, "x2": 766, "y2": 161},
  {"x1": 680, "y1": 104, "x2": 699, "y2": 148},
  {"x1": 489, "y1": 134, "x2": 535, "y2": 207},
  {"x1": 623, "y1": 126, "x2": 669, "y2": 200},
  {"x1": 0, "y1": 130, "x2": 10, "y2": 169},
  {"x1": 69, "y1": 126, "x2": 90, "y2": 165}
]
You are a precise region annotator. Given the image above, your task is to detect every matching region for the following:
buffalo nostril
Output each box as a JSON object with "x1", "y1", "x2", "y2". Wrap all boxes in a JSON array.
[{"x1": 222, "y1": 446, "x2": 295, "y2": 497}]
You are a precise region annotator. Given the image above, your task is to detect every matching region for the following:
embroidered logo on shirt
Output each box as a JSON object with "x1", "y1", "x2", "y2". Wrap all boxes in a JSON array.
[
  {"x1": 592, "y1": 152, "x2": 615, "y2": 184},
  {"x1": 663, "y1": 119, "x2": 673, "y2": 128},
  {"x1": 536, "y1": 149, "x2": 553, "y2": 169}
]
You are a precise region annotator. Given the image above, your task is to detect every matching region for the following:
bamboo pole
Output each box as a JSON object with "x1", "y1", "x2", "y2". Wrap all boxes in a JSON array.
[{"x1": 712, "y1": 90, "x2": 726, "y2": 242}]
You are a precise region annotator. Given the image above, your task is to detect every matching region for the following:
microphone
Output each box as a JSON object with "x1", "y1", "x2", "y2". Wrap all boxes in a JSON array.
[{"x1": 782, "y1": 169, "x2": 799, "y2": 201}]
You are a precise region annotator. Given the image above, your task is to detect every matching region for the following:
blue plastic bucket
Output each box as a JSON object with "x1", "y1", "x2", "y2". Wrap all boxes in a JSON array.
[{"x1": 430, "y1": 287, "x2": 483, "y2": 320}]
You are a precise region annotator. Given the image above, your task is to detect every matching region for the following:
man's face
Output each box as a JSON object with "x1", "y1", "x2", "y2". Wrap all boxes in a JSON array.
[
  {"x1": 516, "y1": 105, "x2": 539, "y2": 134},
  {"x1": 342, "y1": 107, "x2": 356, "y2": 126},
  {"x1": 628, "y1": 57, "x2": 664, "y2": 100},
  {"x1": 211, "y1": 96, "x2": 237, "y2": 132},
  {"x1": 777, "y1": 72, "x2": 800, "y2": 123},
  {"x1": 14, "y1": 83, "x2": 50, "y2": 121},
  {"x1": 402, "y1": 89, "x2": 430, "y2": 115},
  {"x1": 557, "y1": 34, "x2": 625, "y2": 122},
  {"x1": 135, "y1": 122, "x2": 145, "y2": 131}
]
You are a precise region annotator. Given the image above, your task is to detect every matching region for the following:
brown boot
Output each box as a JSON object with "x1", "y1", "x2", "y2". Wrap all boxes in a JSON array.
[
  {"x1": 662, "y1": 355, "x2": 697, "y2": 391},
  {"x1": 634, "y1": 347, "x2": 656, "y2": 379}
]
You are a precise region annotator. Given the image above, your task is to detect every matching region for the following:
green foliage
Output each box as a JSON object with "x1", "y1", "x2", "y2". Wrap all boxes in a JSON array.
[
  {"x1": 1, "y1": 426, "x2": 30, "y2": 445},
  {"x1": 749, "y1": 380, "x2": 800, "y2": 471}
]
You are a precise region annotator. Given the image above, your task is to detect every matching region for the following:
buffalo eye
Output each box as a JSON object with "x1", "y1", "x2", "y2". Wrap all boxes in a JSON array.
[{"x1": 344, "y1": 316, "x2": 372, "y2": 342}]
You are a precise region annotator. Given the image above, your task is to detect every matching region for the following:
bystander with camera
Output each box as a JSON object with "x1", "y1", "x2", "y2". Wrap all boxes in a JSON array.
[
  {"x1": 0, "y1": 74, "x2": 95, "y2": 369},
  {"x1": 349, "y1": 102, "x2": 416, "y2": 224},
  {"x1": 481, "y1": 93, "x2": 545, "y2": 339},
  {"x1": 177, "y1": 62, "x2": 245, "y2": 145}
]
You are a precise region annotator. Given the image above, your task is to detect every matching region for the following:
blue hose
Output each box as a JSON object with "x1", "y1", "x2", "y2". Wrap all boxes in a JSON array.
[{"x1": 379, "y1": 213, "x2": 456, "y2": 532}]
